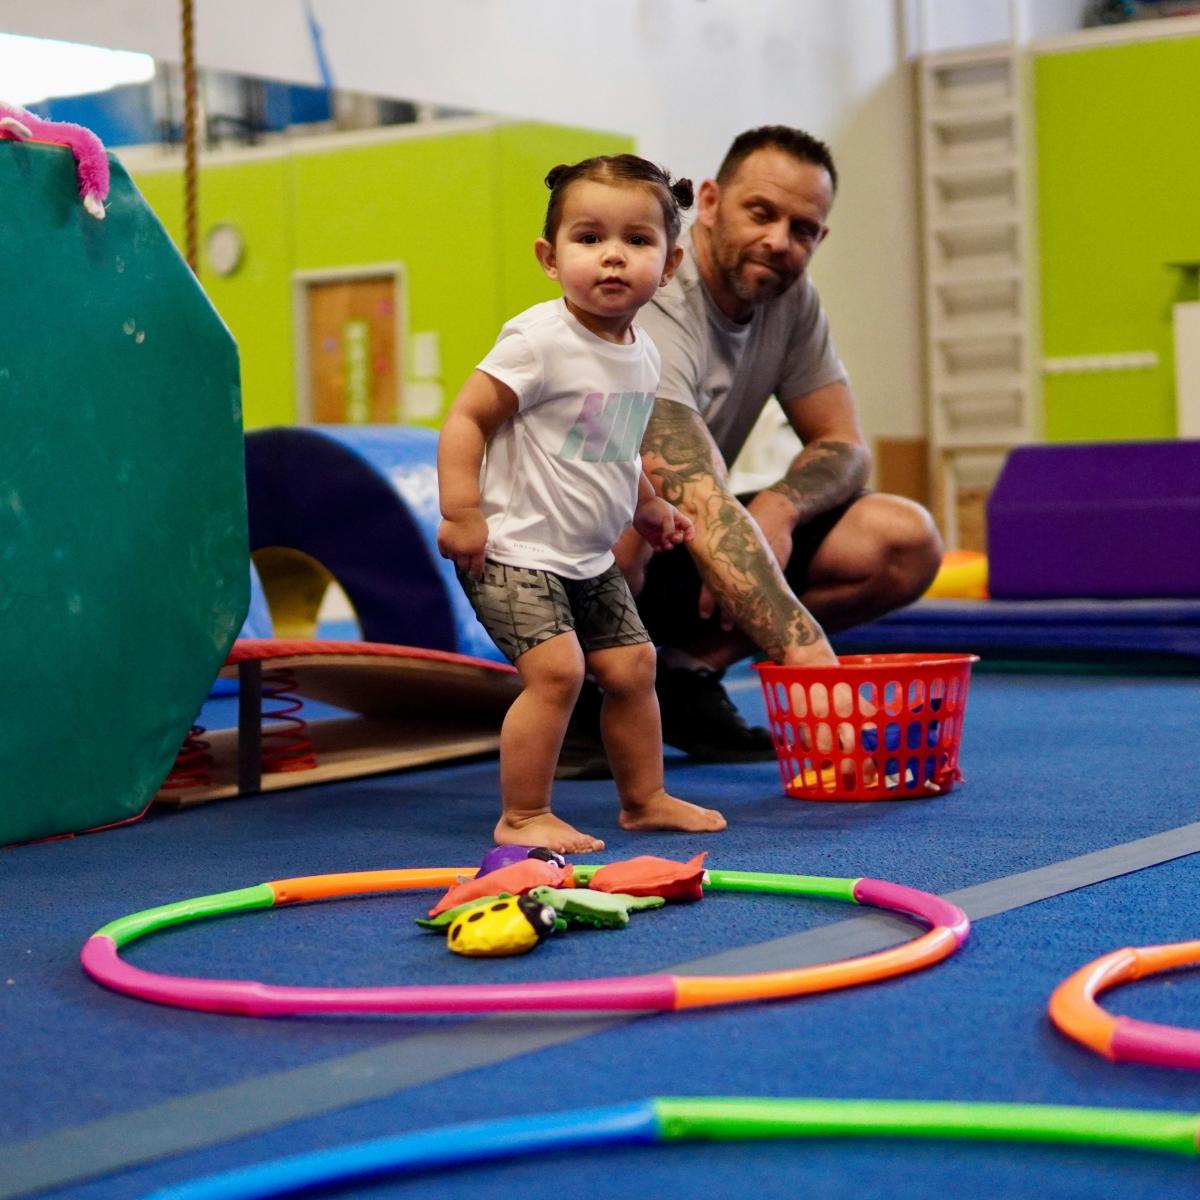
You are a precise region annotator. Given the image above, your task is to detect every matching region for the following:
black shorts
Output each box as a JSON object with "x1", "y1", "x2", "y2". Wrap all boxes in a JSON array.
[
  {"x1": 637, "y1": 492, "x2": 864, "y2": 648},
  {"x1": 459, "y1": 560, "x2": 649, "y2": 664}
]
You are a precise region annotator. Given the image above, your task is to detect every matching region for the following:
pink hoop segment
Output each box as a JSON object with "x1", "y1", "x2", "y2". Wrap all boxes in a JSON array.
[
  {"x1": 1049, "y1": 939, "x2": 1200, "y2": 1069},
  {"x1": 81, "y1": 866, "x2": 969, "y2": 1018},
  {"x1": 79, "y1": 938, "x2": 677, "y2": 1015},
  {"x1": 852, "y1": 878, "x2": 971, "y2": 944}
]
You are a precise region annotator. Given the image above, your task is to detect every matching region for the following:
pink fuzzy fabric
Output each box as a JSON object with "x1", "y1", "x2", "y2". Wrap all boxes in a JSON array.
[{"x1": 0, "y1": 102, "x2": 110, "y2": 206}]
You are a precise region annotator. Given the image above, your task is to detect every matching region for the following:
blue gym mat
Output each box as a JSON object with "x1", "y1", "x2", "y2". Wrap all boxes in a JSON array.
[
  {"x1": 4, "y1": 666, "x2": 1200, "y2": 1199},
  {"x1": 832, "y1": 597, "x2": 1200, "y2": 661}
]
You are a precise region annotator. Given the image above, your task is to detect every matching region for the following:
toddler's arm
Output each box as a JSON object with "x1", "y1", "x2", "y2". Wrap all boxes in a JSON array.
[
  {"x1": 633, "y1": 470, "x2": 694, "y2": 553},
  {"x1": 437, "y1": 371, "x2": 518, "y2": 578}
]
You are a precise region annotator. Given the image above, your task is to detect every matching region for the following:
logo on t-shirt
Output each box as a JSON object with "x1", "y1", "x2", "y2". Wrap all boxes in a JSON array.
[{"x1": 558, "y1": 391, "x2": 653, "y2": 463}]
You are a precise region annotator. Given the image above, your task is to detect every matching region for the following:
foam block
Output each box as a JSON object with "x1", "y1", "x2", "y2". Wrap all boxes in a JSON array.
[
  {"x1": 2, "y1": 141, "x2": 247, "y2": 845},
  {"x1": 244, "y1": 426, "x2": 503, "y2": 662},
  {"x1": 987, "y1": 441, "x2": 1200, "y2": 599}
]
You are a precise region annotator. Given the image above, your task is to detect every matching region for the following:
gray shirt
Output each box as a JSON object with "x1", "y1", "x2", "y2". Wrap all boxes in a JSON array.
[{"x1": 637, "y1": 230, "x2": 848, "y2": 466}]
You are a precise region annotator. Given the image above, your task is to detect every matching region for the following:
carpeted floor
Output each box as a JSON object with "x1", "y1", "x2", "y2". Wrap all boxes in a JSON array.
[{"x1": 4, "y1": 664, "x2": 1200, "y2": 1198}]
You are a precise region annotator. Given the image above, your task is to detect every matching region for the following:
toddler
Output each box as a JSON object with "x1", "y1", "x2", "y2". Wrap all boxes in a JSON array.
[{"x1": 437, "y1": 155, "x2": 727, "y2": 852}]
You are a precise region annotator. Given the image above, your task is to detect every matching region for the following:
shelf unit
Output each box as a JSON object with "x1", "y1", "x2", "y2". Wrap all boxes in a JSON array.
[{"x1": 918, "y1": 44, "x2": 1039, "y2": 551}]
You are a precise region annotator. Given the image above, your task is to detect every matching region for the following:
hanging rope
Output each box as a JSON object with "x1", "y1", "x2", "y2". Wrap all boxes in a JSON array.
[{"x1": 180, "y1": 0, "x2": 199, "y2": 271}]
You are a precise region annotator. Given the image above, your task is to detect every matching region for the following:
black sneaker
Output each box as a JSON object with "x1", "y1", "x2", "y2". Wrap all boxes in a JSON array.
[
  {"x1": 554, "y1": 679, "x2": 612, "y2": 780},
  {"x1": 656, "y1": 664, "x2": 776, "y2": 762}
]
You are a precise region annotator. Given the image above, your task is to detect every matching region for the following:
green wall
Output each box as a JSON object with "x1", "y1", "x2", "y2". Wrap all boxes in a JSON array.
[
  {"x1": 1034, "y1": 36, "x2": 1200, "y2": 441},
  {"x1": 131, "y1": 121, "x2": 632, "y2": 428}
]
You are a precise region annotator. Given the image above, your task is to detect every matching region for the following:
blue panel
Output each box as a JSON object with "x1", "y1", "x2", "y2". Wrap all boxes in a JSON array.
[
  {"x1": 38, "y1": 83, "x2": 158, "y2": 148},
  {"x1": 244, "y1": 425, "x2": 504, "y2": 662},
  {"x1": 260, "y1": 81, "x2": 332, "y2": 131}
]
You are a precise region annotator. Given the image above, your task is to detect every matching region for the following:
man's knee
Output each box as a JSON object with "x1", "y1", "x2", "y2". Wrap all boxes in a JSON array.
[
  {"x1": 808, "y1": 494, "x2": 940, "y2": 594},
  {"x1": 861, "y1": 493, "x2": 943, "y2": 600}
]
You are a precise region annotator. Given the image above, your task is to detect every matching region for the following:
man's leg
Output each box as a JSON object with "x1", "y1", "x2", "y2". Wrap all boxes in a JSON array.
[
  {"x1": 629, "y1": 528, "x2": 774, "y2": 762},
  {"x1": 634, "y1": 492, "x2": 941, "y2": 762},
  {"x1": 555, "y1": 543, "x2": 770, "y2": 772},
  {"x1": 785, "y1": 492, "x2": 942, "y2": 633},
  {"x1": 557, "y1": 492, "x2": 941, "y2": 772}
]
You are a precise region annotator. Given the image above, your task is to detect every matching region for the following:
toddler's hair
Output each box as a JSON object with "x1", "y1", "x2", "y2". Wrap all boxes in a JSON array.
[{"x1": 542, "y1": 154, "x2": 693, "y2": 245}]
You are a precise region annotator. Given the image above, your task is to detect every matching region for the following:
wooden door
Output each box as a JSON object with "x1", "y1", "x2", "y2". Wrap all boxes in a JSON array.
[{"x1": 305, "y1": 275, "x2": 400, "y2": 423}]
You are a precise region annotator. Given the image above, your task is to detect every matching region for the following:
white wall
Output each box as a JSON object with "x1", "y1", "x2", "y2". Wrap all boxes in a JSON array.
[
  {"x1": 1, "y1": 0, "x2": 938, "y2": 439},
  {"x1": 913, "y1": 0, "x2": 1083, "y2": 51}
]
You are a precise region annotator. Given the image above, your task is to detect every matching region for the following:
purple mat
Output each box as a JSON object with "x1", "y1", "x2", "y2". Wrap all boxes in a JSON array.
[{"x1": 987, "y1": 440, "x2": 1200, "y2": 600}]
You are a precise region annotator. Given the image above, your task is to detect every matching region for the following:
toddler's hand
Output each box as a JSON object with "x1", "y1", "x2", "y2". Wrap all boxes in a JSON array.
[
  {"x1": 633, "y1": 496, "x2": 694, "y2": 553},
  {"x1": 437, "y1": 510, "x2": 489, "y2": 579}
]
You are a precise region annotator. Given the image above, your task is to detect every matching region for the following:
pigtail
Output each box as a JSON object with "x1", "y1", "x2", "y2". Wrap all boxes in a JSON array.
[
  {"x1": 544, "y1": 164, "x2": 571, "y2": 191},
  {"x1": 670, "y1": 177, "x2": 694, "y2": 210}
]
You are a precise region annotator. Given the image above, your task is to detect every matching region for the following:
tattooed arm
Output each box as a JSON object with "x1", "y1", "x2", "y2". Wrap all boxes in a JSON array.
[
  {"x1": 642, "y1": 398, "x2": 835, "y2": 666},
  {"x1": 749, "y1": 380, "x2": 872, "y2": 570}
]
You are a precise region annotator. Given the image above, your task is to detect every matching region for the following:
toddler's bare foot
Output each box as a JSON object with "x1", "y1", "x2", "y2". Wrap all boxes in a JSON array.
[
  {"x1": 619, "y1": 790, "x2": 726, "y2": 834},
  {"x1": 495, "y1": 811, "x2": 605, "y2": 854}
]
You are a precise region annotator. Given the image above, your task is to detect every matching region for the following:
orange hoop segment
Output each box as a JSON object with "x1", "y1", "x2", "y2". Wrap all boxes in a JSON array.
[{"x1": 1050, "y1": 940, "x2": 1200, "y2": 1069}]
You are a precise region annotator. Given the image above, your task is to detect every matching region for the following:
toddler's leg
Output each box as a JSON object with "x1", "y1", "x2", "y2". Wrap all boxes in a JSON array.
[
  {"x1": 588, "y1": 643, "x2": 726, "y2": 834},
  {"x1": 498, "y1": 633, "x2": 606, "y2": 853}
]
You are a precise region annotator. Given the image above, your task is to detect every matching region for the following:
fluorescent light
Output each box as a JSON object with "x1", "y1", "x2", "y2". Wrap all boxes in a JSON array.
[{"x1": 0, "y1": 34, "x2": 155, "y2": 107}]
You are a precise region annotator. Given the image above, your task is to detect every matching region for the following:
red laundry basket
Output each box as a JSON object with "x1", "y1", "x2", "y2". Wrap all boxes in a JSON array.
[{"x1": 754, "y1": 653, "x2": 979, "y2": 801}]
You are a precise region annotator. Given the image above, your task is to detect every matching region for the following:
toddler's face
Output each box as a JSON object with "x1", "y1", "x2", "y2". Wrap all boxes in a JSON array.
[{"x1": 539, "y1": 180, "x2": 676, "y2": 336}]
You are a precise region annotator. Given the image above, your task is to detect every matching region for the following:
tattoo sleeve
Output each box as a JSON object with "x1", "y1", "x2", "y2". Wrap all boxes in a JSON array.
[
  {"x1": 763, "y1": 439, "x2": 871, "y2": 525},
  {"x1": 641, "y1": 399, "x2": 826, "y2": 660}
]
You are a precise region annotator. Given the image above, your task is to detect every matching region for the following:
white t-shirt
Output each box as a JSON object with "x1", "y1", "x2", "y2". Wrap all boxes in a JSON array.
[
  {"x1": 476, "y1": 299, "x2": 661, "y2": 579},
  {"x1": 637, "y1": 230, "x2": 848, "y2": 466}
]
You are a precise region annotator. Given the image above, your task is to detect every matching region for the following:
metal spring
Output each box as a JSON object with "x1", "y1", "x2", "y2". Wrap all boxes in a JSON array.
[
  {"x1": 160, "y1": 725, "x2": 213, "y2": 790},
  {"x1": 261, "y1": 667, "x2": 318, "y2": 773}
]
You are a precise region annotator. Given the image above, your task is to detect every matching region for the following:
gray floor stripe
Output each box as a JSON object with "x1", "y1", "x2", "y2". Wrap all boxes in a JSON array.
[{"x1": 6, "y1": 821, "x2": 1200, "y2": 1200}]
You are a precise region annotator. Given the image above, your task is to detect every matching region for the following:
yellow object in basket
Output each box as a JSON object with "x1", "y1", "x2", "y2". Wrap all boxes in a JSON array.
[
  {"x1": 791, "y1": 764, "x2": 838, "y2": 790},
  {"x1": 792, "y1": 763, "x2": 932, "y2": 793}
]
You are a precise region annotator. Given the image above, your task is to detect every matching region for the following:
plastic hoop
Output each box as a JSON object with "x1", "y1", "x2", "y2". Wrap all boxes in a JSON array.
[
  {"x1": 1049, "y1": 938, "x2": 1200, "y2": 1068},
  {"x1": 81, "y1": 866, "x2": 969, "y2": 1017},
  {"x1": 141, "y1": 1096, "x2": 1200, "y2": 1199}
]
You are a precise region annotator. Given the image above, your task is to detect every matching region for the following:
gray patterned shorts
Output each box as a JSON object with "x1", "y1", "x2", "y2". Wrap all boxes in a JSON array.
[{"x1": 458, "y1": 560, "x2": 649, "y2": 664}]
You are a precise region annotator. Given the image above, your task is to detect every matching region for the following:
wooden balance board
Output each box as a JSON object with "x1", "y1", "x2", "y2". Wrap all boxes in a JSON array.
[{"x1": 157, "y1": 639, "x2": 520, "y2": 807}]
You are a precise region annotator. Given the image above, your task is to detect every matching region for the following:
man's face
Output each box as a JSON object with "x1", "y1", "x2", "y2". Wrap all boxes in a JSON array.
[{"x1": 699, "y1": 147, "x2": 833, "y2": 317}]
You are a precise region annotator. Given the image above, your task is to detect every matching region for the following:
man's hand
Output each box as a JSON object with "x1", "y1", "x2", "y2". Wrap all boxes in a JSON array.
[
  {"x1": 633, "y1": 495, "x2": 694, "y2": 553},
  {"x1": 436, "y1": 509, "x2": 489, "y2": 579},
  {"x1": 745, "y1": 489, "x2": 800, "y2": 570}
]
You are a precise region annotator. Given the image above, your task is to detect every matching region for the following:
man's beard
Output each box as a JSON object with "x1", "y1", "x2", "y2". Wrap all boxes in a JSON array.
[{"x1": 721, "y1": 249, "x2": 798, "y2": 305}]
